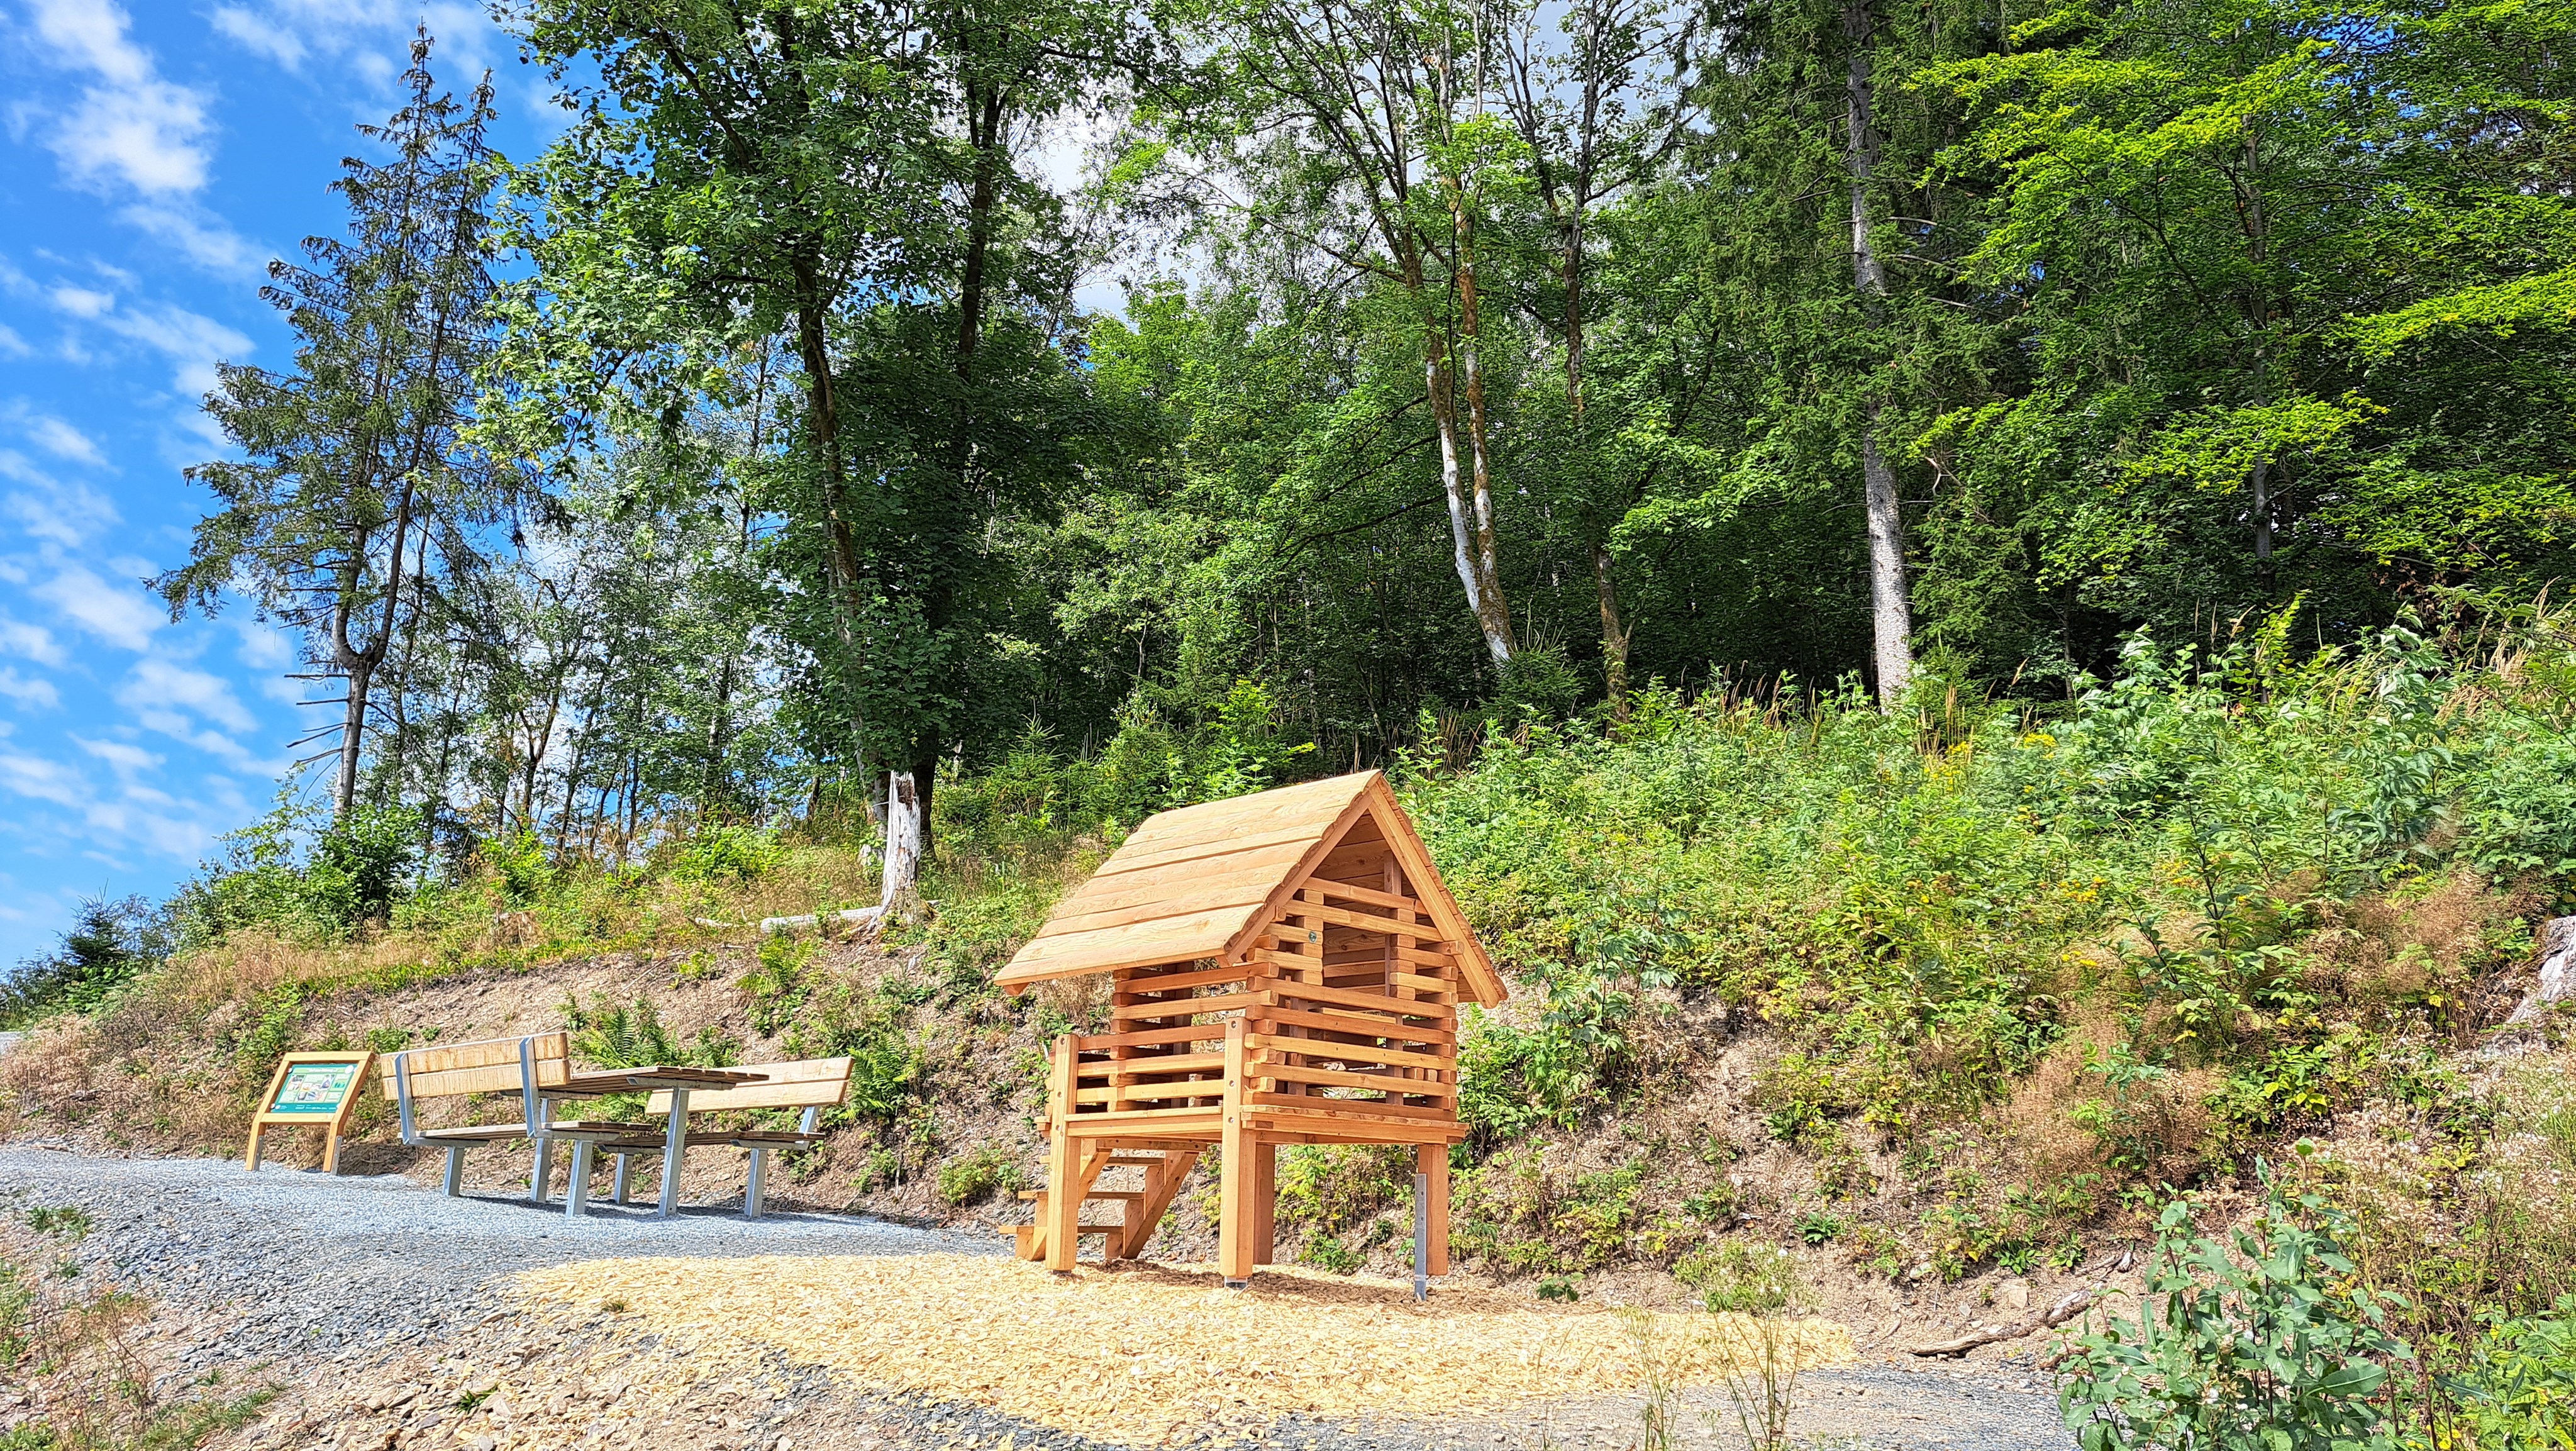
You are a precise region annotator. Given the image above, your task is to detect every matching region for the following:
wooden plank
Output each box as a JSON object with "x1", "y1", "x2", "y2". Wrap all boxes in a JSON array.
[
  {"x1": 1299, "y1": 879, "x2": 1424, "y2": 914},
  {"x1": 1075, "y1": 1083, "x2": 1224, "y2": 1105},
  {"x1": 1250, "y1": 1139, "x2": 1279, "y2": 1266},
  {"x1": 394, "y1": 1033, "x2": 563, "y2": 1077},
  {"x1": 1011, "y1": 915, "x2": 1243, "y2": 971},
  {"x1": 1418, "y1": 1143, "x2": 1451, "y2": 1275},
  {"x1": 1218, "y1": 1021, "x2": 1254, "y2": 1281},
  {"x1": 1282, "y1": 899, "x2": 1432, "y2": 938},
  {"x1": 1037, "y1": 885, "x2": 1277, "y2": 940},
  {"x1": 1048, "y1": 855, "x2": 1304, "y2": 916},
  {"x1": 1114, "y1": 1148, "x2": 1201, "y2": 1260},
  {"x1": 1242, "y1": 1091, "x2": 1457, "y2": 1123},
  {"x1": 644, "y1": 1057, "x2": 851, "y2": 1114},
  {"x1": 1067, "y1": 1111, "x2": 1225, "y2": 1140},
  {"x1": 1256, "y1": 1003, "x2": 1456, "y2": 1047},
  {"x1": 1267, "y1": 979, "x2": 1455, "y2": 1021},
  {"x1": 1083, "y1": 1052, "x2": 1225, "y2": 1079},
  {"x1": 1248, "y1": 1033, "x2": 1450, "y2": 1072},
  {"x1": 1072, "y1": 1025, "x2": 1228, "y2": 1052},
  {"x1": 1082, "y1": 831, "x2": 1326, "y2": 886},
  {"x1": 1043, "y1": 1040, "x2": 1080, "y2": 1271},
  {"x1": 1116, "y1": 963, "x2": 1254, "y2": 996},
  {"x1": 1256, "y1": 1060, "x2": 1458, "y2": 1099},
  {"x1": 1240, "y1": 1109, "x2": 1463, "y2": 1143},
  {"x1": 1111, "y1": 989, "x2": 1264, "y2": 1022}
]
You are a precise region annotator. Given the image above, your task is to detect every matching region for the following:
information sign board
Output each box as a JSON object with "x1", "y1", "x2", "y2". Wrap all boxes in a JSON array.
[{"x1": 247, "y1": 1050, "x2": 375, "y2": 1172}]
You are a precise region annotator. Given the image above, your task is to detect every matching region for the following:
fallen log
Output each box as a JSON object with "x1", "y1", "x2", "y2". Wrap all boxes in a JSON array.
[
  {"x1": 1907, "y1": 1288, "x2": 2099, "y2": 1358},
  {"x1": 758, "y1": 906, "x2": 886, "y2": 937}
]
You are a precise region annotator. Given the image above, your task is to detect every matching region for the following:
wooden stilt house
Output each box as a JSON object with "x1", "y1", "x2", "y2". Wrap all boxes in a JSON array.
[{"x1": 996, "y1": 770, "x2": 1506, "y2": 1284}]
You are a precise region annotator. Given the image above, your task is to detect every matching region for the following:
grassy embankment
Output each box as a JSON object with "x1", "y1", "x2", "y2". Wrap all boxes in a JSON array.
[{"x1": 6, "y1": 616, "x2": 2576, "y2": 1418}]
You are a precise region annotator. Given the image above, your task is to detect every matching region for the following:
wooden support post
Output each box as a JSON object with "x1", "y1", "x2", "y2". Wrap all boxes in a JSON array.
[
  {"x1": 1416, "y1": 1142, "x2": 1450, "y2": 1276},
  {"x1": 1250, "y1": 1139, "x2": 1279, "y2": 1266},
  {"x1": 1044, "y1": 1035, "x2": 1081, "y2": 1273},
  {"x1": 1218, "y1": 1018, "x2": 1254, "y2": 1286}
]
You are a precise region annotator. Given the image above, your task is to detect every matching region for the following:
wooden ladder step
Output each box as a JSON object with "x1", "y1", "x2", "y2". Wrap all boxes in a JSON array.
[{"x1": 1019, "y1": 1189, "x2": 1148, "y2": 1202}]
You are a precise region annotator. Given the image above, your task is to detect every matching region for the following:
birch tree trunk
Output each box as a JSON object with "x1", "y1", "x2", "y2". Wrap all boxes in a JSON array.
[{"x1": 1846, "y1": 0, "x2": 1913, "y2": 706}]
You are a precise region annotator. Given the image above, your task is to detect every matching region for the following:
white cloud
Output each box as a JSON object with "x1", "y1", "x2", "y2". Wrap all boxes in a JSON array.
[
  {"x1": 0, "y1": 326, "x2": 28, "y2": 359},
  {"x1": 77, "y1": 736, "x2": 160, "y2": 774},
  {"x1": 0, "y1": 669, "x2": 60, "y2": 709},
  {"x1": 120, "y1": 203, "x2": 258, "y2": 275},
  {"x1": 0, "y1": 751, "x2": 83, "y2": 807},
  {"x1": 99, "y1": 303, "x2": 250, "y2": 396},
  {"x1": 26, "y1": 0, "x2": 216, "y2": 197},
  {"x1": 0, "y1": 614, "x2": 65, "y2": 667},
  {"x1": 131, "y1": 708, "x2": 255, "y2": 764},
  {"x1": 209, "y1": 4, "x2": 306, "y2": 67},
  {"x1": 18, "y1": 413, "x2": 103, "y2": 465},
  {"x1": 0, "y1": 467, "x2": 122, "y2": 547},
  {"x1": 118, "y1": 657, "x2": 254, "y2": 732},
  {"x1": 33, "y1": 564, "x2": 162, "y2": 650},
  {"x1": 50, "y1": 286, "x2": 114, "y2": 318},
  {"x1": 83, "y1": 794, "x2": 216, "y2": 860}
]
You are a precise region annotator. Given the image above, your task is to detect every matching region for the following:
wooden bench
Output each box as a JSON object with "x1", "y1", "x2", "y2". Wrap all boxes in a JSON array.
[
  {"x1": 564, "y1": 1057, "x2": 853, "y2": 1219},
  {"x1": 384, "y1": 1033, "x2": 570, "y2": 1199}
]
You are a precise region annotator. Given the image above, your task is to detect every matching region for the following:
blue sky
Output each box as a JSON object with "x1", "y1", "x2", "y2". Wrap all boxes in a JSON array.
[{"x1": 0, "y1": 0, "x2": 558, "y2": 963}]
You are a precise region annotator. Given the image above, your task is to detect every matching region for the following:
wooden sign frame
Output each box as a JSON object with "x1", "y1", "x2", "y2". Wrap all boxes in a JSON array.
[{"x1": 247, "y1": 1050, "x2": 375, "y2": 1173}]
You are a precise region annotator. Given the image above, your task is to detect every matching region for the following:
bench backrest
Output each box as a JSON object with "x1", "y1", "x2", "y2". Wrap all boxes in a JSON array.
[
  {"x1": 381, "y1": 1033, "x2": 570, "y2": 1100},
  {"x1": 645, "y1": 1057, "x2": 853, "y2": 1115}
]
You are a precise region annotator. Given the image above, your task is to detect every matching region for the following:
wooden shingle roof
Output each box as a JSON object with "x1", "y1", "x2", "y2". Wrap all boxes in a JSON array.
[{"x1": 996, "y1": 770, "x2": 1504, "y2": 1006}]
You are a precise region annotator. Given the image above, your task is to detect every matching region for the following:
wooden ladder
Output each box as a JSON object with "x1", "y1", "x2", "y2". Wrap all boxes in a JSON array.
[{"x1": 1012, "y1": 1147, "x2": 1200, "y2": 1264}]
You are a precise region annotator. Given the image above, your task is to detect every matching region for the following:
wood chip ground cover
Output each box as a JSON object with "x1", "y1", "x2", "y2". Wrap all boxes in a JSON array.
[{"x1": 512, "y1": 1254, "x2": 1854, "y2": 1445}]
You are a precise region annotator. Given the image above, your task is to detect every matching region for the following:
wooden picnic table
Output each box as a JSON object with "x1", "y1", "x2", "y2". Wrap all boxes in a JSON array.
[{"x1": 540, "y1": 1065, "x2": 771, "y2": 1219}]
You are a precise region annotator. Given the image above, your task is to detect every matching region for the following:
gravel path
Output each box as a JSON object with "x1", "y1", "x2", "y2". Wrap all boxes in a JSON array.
[
  {"x1": 0, "y1": 1148, "x2": 2073, "y2": 1451},
  {"x1": 0, "y1": 1145, "x2": 1000, "y2": 1376}
]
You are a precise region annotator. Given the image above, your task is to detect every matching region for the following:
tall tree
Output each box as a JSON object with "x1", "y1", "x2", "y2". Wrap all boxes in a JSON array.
[
  {"x1": 1841, "y1": 0, "x2": 1911, "y2": 702},
  {"x1": 1151, "y1": 0, "x2": 1522, "y2": 664},
  {"x1": 1497, "y1": 0, "x2": 1690, "y2": 705},
  {"x1": 164, "y1": 35, "x2": 509, "y2": 818}
]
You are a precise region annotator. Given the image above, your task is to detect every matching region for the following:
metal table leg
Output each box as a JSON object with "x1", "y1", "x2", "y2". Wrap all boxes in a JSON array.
[
  {"x1": 565, "y1": 1140, "x2": 594, "y2": 1218},
  {"x1": 529, "y1": 1099, "x2": 553, "y2": 1206},
  {"x1": 656, "y1": 1087, "x2": 691, "y2": 1220},
  {"x1": 612, "y1": 1154, "x2": 632, "y2": 1204}
]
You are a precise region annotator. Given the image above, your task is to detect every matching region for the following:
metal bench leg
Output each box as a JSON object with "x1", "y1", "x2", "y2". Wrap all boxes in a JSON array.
[
  {"x1": 443, "y1": 1147, "x2": 465, "y2": 1197},
  {"x1": 565, "y1": 1141, "x2": 593, "y2": 1219},
  {"x1": 530, "y1": 1135, "x2": 555, "y2": 1206},
  {"x1": 612, "y1": 1154, "x2": 632, "y2": 1204},
  {"x1": 744, "y1": 1147, "x2": 767, "y2": 1220}
]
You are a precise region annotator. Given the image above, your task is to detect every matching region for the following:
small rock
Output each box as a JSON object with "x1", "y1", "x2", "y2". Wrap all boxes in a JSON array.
[{"x1": 2000, "y1": 1281, "x2": 2029, "y2": 1311}]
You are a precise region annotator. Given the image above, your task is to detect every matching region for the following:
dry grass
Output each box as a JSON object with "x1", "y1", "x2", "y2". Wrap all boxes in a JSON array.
[{"x1": 513, "y1": 1253, "x2": 1853, "y2": 1446}]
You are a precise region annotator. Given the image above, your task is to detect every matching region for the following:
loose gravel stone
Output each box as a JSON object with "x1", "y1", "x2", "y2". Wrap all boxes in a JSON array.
[{"x1": 0, "y1": 1148, "x2": 2073, "y2": 1450}]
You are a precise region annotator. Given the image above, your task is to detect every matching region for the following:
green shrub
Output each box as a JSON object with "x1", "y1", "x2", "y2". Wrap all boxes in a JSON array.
[
  {"x1": 672, "y1": 825, "x2": 785, "y2": 884},
  {"x1": 0, "y1": 896, "x2": 169, "y2": 1025},
  {"x1": 2443, "y1": 1298, "x2": 2576, "y2": 1448},
  {"x1": 2054, "y1": 1169, "x2": 2411, "y2": 1451},
  {"x1": 304, "y1": 802, "x2": 421, "y2": 928},
  {"x1": 936, "y1": 1143, "x2": 1023, "y2": 1206},
  {"x1": 741, "y1": 935, "x2": 815, "y2": 1037}
]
